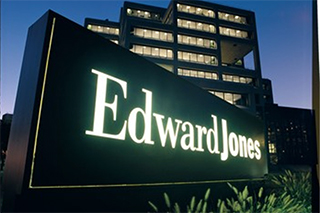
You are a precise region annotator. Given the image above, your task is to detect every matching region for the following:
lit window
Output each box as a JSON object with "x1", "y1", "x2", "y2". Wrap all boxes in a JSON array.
[
  {"x1": 222, "y1": 74, "x2": 253, "y2": 85},
  {"x1": 178, "y1": 19, "x2": 216, "y2": 34},
  {"x1": 209, "y1": 91, "x2": 249, "y2": 107},
  {"x1": 178, "y1": 68, "x2": 218, "y2": 80},
  {"x1": 133, "y1": 28, "x2": 173, "y2": 42},
  {"x1": 89, "y1": 25, "x2": 119, "y2": 36},
  {"x1": 218, "y1": 12, "x2": 247, "y2": 24},
  {"x1": 131, "y1": 45, "x2": 173, "y2": 59},
  {"x1": 219, "y1": 27, "x2": 248, "y2": 39},
  {"x1": 177, "y1": 3, "x2": 215, "y2": 18},
  {"x1": 110, "y1": 40, "x2": 119, "y2": 44},
  {"x1": 127, "y1": 8, "x2": 160, "y2": 20},
  {"x1": 157, "y1": 63, "x2": 173, "y2": 72},
  {"x1": 178, "y1": 51, "x2": 218, "y2": 66},
  {"x1": 268, "y1": 143, "x2": 277, "y2": 153}
]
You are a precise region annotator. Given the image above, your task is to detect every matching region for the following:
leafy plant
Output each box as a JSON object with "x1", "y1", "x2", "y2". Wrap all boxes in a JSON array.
[
  {"x1": 148, "y1": 170, "x2": 312, "y2": 213},
  {"x1": 148, "y1": 188, "x2": 212, "y2": 213},
  {"x1": 217, "y1": 183, "x2": 308, "y2": 213},
  {"x1": 268, "y1": 170, "x2": 312, "y2": 212}
]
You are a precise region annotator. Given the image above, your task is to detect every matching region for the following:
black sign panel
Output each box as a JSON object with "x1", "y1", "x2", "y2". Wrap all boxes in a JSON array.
[{"x1": 3, "y1": 10, "x2": 267, "y2": 211}]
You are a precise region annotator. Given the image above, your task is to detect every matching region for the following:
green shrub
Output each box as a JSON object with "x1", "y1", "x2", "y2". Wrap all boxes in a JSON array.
[
  {"x1": 217, "y1": 183, "x2": 307, "y2": 213},
  {"x1": 148, "y1": 170, "x2": 312, "y2": 213},
  {"x1": 148, "y1": 188, "x2": 212, "y2": 213},
  {"x1": 268, "y1": 170, "x2": 312, "y2": 212}
]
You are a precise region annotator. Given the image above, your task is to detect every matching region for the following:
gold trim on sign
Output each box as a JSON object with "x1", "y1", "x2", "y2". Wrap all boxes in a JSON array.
[
  {"x1": 29, "y1": 17, "x2": 56, "y2": 188},
  {"x1": 30, "y1": 178, "x2": 264, "y2": 189}
]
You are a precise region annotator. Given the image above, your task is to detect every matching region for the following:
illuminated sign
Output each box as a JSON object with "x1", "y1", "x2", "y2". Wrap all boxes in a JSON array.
[
  {"x1": 3, "y1": 10, "x2": 267, "y2": 212},
  {"x1": 86, "y1": 69, "x2": 262, "y2": 161}
]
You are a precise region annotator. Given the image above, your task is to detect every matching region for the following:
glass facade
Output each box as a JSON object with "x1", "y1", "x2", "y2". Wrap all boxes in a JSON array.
[
  {"x1": 178, "y1": 19, "x2": 216, "y2": 33},
  {"x1": 178, "y1": 34, "x2": 217, "y2": 49},
  {"x1": 218, "y1": 12, "x2": 247, "y2": 24},
  {"x1": 177, "y1": 3, "x2": 215, "y2": 18},
  {"x1": 131, "y1": 45, "x2": 173, "y2": 59},
  {"x1": 219, "y1": 27, "x2": 248, "y2": 39},
  {"x1": 133, "y1": 28, "x2": 173, "y2": 42},
  {"x1": 178, "y1": 68, "x2": 218, "y2": 80},
  {"x1": 178, "y1": 51, "x2": 218, "y2": 66}
]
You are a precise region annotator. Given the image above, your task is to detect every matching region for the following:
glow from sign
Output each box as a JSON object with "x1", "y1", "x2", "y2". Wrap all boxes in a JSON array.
[{"x1": 86, "y1": 69, "x2": 261, "y2": 161}]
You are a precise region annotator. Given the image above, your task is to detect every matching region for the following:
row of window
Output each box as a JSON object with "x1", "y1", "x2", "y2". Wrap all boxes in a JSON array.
[
  {"x1": 218, "y1": 12, "x2": 247, "y2": 24},
  {"x1": 87, "y1": 25, "x2": 119, "y2": 35},
  {"x1": 177, "y1": 3, "x2": 215, "y2": 18},
  {"x1": 177, "y1": 19, "x2": 248, "y2": 39},
  {"x1": 178, "y1": 34, "x2": 217, "y2": 49},
  {"x1": 178, "y1": 51, "x2": 218, "y2": 66},
  {"x1": 177, "y1": 3, "x2": 247, "y2": 25},
  {"x1": 178, "y1": 68, "x2": 218, "y2": 80},
  {"x1": 130, "y1": 45, "x2": 173, "y2": 59},
  {"x1": 222, "y1": 74, "x2": 253, "y2": 84},
  {"x1": 131, "y1": 45, "x2": 220, "y2": 67},
  {"x1": 133, "y1": 28, "x2": 173, "y2": 42},
  {"x1": 209, "y1": 91, "x2": 248, "y2": 106},
  {"x1": 177, "y1": 69, "x2": 253, "y2": 85},
  {"x1": 132, "y1": 27, "x2": 218, "y2": 50},
  {"x1": 177, "y1": 19, "x2": 216, "y2": 33},
  {"x1": 219, "y1": 27, "x2": 248, "y2": 39},
  {"x1": 127, "y1": 8, "x2": 161, "y2": 21},
  {"x1": 88, "y1": 23, "x2": 247, "y2": 41}
]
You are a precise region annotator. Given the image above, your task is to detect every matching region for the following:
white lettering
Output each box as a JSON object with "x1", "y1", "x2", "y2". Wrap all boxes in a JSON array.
[
  {"x1": 247, "y1": 138, "x2": 255, "y2": 159},
  {"x1": 206, "y1": 115, "x2": 219, "y2": 154},
  {"x1": 153, "y1": 113, "x2": 182, "y2": 149},
  {"x1": 254, "y1": 140, "x2": 261, "y2": 160},
  {"x1": 228, "y1": 132, "x2": 239, "y2": 157},
  {"x1": 195, "y1": 125, "x2": 206, "y2": 152},
  {"x1": 86, "y1": 69, "x2": 127, "y2": 140},
  {"x1": 128, "y1": 88, "x2": 154, "y2": 144},
  {"x1": 238, "y1": 135, "x2": 247, "y2": 158},
  {"x1": 86, "y1": 69, "x2": 263, "y2": 162},
  {"x1": 181, "y1": 122, "x2": 196, "y2": 151},
  {"x1": 221, "y1": 119, "x2": 229, "y2": 161}
]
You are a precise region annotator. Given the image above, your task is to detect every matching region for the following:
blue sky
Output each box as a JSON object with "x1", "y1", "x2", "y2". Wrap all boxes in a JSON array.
[{"x1": 1, "y1": 0, "x2": 313, "y2": 116}]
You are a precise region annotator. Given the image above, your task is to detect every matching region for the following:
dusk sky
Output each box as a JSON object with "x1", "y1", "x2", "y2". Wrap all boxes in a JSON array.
[{"x1": 1, "y1": 0, "x2": 313, "y2": 116}]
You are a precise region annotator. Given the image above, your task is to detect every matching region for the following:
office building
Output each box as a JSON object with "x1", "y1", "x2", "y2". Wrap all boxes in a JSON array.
[
  {"x1": 0, "y1": 114, "x2": 12, "y2": 170},
  {"x1": 84, "y1": 0, "x2": 273, "y2": 116},
  {"x1": 265, "y1": 104, "x2": 317, "y2": 167}
]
